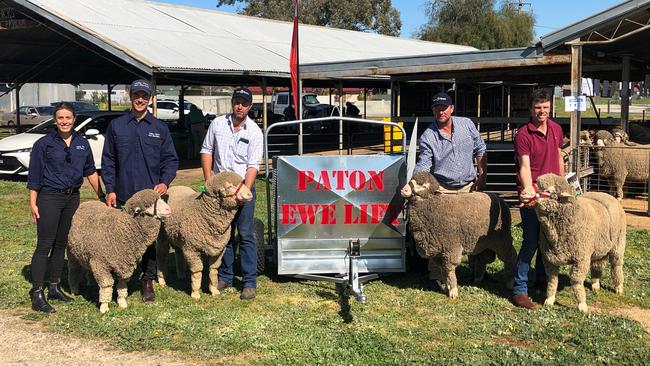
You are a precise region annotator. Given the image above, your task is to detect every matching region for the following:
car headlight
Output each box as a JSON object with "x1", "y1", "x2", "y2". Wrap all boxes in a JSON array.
[{"x1": 14, "y1": 148, "x2": 32, "y2": 153}]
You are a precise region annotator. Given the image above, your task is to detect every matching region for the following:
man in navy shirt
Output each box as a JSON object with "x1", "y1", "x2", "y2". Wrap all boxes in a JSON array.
[
  {"x1": 102, "y1": 79, "x2": 178, "y2": 303},
  {"x1": 414, "y1": 91, "x2": 487, "y2": 292}
]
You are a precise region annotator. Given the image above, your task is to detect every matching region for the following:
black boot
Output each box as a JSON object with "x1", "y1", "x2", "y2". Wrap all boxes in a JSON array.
[
  {"x1": 30, "y1": 288, "x2": 56, "y2": 313},
  {"x1": 48, "y1": 281, "x2": 73, "y2": 302}
]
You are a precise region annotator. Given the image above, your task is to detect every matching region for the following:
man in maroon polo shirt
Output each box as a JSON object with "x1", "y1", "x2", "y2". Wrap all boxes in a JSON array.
[{"x1": 511, "y1": 89, "x2": 565, "y2": 309}]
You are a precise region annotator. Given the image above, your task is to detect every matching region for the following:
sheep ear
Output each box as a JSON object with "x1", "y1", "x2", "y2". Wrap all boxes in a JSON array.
[{"x1": 558, "y1": 192, "x2": 574, "y2": 203}]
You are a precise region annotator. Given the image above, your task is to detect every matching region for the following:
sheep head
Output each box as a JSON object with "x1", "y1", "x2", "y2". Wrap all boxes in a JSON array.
[
  {"x1": 123, "y1": 189, "x2": 171, "y2": 218},
  {"x1": 534, "y1": 173, "x2": 577, "y2": 213},
  {"x1": 401, "y1": 172, "x2": 440, "y2": 202},
  {"x1": 595, "y1": 129, "x2": 614, "y2": 146},
  {"x1": 579, "y1": 130, "x2": 592, "y2": 145},
  {"x1": 205, "y1": 171, "x2": 253, "y2": 209}
]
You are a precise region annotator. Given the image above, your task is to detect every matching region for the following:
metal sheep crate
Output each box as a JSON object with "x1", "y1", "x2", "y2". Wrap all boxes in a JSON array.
[{"x1": 262, "y1": 117, "x2": 409, "y2": 302}]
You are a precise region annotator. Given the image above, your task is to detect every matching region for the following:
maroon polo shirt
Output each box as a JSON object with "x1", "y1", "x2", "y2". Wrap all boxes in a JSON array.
[{"x1": 514, "y1": 118, "x2": 564, "y2": 192}]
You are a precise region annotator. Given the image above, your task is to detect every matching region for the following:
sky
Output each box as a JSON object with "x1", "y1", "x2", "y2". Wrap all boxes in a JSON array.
[{"x1": 157, "y1": 0, "x2": 624, "y2": 39}]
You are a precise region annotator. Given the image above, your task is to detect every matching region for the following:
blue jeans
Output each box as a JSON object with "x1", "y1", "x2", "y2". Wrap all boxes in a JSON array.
[
  {"x1": 218, "y1": 188, "x2": 257, "y2": 288},
  {"x1": 513, "y1": 207, "x2": 547, "y2": 296}
]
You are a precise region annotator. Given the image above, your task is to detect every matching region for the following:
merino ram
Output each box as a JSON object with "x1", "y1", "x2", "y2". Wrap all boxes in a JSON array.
[
  {"x1": 400, "y1": 171, "x2": 517, "y2": 298},
  {"x1": 67, "y1": 190, "x2": 171, "y2": 313},
  {"x1": 156, "y1": 172, "x2": 254, "y2": 299},
  {"x1": 531, "y1": 174, "x2": 626, "y2": 312},
  {"x1": 596, "y1": 143, "x2": 650, "y2": 200}
]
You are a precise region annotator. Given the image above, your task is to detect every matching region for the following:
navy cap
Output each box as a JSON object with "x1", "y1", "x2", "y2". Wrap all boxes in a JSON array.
[
  {"x1": 432, "y1": 92, "x2": 453, "y2": 106},
  {"x1": 130, "y1": 79, "x2": 152, "y2": 96},
  {"x1": 232, "y1": 87, "x2": 253, "y2": 104}
]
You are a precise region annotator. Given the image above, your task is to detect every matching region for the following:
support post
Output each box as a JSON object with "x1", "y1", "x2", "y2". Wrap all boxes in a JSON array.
[
  {"x1": 570, "y1": 42, "x2": 582, "y2": 174},
  {"x1": 363, "y1": 87, "x2": 367, "y2": 119},
  {"x1": 262, "y1": 77, "x2": 268, "y2": 132},
  {"x1": 621, "y1": 55, "x2": 631, "y2": 132},
  {"x1": 179, "y1": 85, "x2": 187, "y2": 129},
  {"x1": 107, "y1": 84, "x2": 115, "y2": 111},
  {"x1": 477, "y1": 84, "x2": 481, "y2": 118},
  {"x1": 151, "y1": 75, "x2": 158, "y2": 118},
  {"x1": 15, "y1": 83, "x2": 21, "y2": 129},
  {"x1": 338, "y1": 82, "x2": 343, "y2": 155},
  {"x1": 298, "y1": 78, "x2": 303, "y2": 155}
]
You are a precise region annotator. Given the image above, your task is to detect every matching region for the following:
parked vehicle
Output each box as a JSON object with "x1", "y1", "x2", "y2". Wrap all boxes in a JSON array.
[
  {"x1": 49, "y1": 101, "x2": 99, "y2": 112},
  {"x1": 0, "y1": 106, "x2": 54, "y2": 127},
  {"x1": 271, "y1": 92, "x2": 338, "y2": 120},
  {"x1": 0, "y1": 111, "x2": 126, "y2": 176},
  {"x1": 148, "y1": 100, "x2": 196, "y2": 121}
]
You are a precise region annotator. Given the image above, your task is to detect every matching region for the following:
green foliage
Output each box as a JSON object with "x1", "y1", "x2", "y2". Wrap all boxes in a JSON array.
[
  {"x1": 419, "y1": 0, "x2": 535, "y2": 50},
  {"x1": 217, "y1": 0, "x2": 402, "y2": 36},
  {"x1": 0, "y1": 179, "x2": 649, "y2": 364}
]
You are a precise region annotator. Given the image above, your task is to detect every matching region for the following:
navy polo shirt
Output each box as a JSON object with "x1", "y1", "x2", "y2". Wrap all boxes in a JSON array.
[
  {"x1": 27, "y1": 130, "x2": 96, "y2": 191},
  {"x1": 101, "y1": 111, "x2": 178, "y2": 202}
]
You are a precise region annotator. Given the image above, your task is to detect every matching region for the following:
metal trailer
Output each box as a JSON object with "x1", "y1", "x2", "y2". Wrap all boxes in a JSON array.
[{"x1": 263, "y1": 117, "x2": 408, "y2": 302}]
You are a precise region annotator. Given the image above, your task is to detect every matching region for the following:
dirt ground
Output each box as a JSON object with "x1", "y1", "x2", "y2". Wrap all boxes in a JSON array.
[{"x1": 0, "y1": 310, "x2": 196, "y2": 366}]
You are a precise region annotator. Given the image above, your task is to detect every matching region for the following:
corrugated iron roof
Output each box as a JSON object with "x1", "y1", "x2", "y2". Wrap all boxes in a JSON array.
[{"x1": 25, "y1": 0, "x2": 476, "y2": 75}]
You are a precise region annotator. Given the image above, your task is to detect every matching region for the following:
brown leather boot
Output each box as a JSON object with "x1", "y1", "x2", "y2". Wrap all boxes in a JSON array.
[
  {"x1": 511, "y1": 294, "x2": 536, "y2": 309},
  {"x1": 240, "y1": 287, "x2": 256, "y2": 300},
  {"x1": 141, "y1": 279, "x2": 155, "y2": 303}
]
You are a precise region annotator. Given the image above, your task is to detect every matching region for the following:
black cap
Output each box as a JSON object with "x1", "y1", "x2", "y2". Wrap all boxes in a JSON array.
[
  {"x1": 432, "y1": 92, "x2": 453, "y2": 106},
  {"x1": 130, "y1": 79, "x2": 152, "y2": 96},
  {"x1": 232, "y1": 87, "x2": 253, "y2": 104}
]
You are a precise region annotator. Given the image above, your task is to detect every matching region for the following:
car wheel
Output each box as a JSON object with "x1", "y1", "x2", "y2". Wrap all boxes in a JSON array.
[{"x1": 7, "y1": 121, "x2": 14, "y2": 127}]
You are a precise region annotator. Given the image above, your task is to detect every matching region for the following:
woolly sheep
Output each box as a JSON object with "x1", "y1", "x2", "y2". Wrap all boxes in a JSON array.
[
  {"x1": 156, "y1": 172, "x2": 253, "y2": 299},
  {"x1": 67, "y1": 190, "x2": 171, "y2": 313},
  {"x1": 400, "y1": 172, "x2": 517, "y2": 299},
  {"x1": 533, "y1": 173, "x2": 626, "y2": 312},
  {"x1": 596, "y1": 143, "x2": 650, "y2": 200}
]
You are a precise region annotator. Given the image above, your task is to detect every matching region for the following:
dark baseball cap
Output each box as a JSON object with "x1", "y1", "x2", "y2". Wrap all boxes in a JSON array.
[
  {"x1": 130, "y1": 79, "x2": 152, "y2": 96},
  {"x1": 232, "y1": 87, "x2": 253, "y2": 104},
  {"x1": 432, "y1": 92, "x2": 453, "y2": 106}
]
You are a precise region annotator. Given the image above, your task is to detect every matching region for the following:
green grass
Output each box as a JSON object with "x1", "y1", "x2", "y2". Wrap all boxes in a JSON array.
[{"x1": 1, "y1": 178, "x2": 648, "y2": 365}]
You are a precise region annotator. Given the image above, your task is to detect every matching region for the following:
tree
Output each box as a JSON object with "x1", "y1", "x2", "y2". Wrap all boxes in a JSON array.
[
  {"x1": 418, "y1": 0, "x2": 534, "y2": 50},
  {"x1": 216, "y1": 0, "x2": 401, "y2": 37}
]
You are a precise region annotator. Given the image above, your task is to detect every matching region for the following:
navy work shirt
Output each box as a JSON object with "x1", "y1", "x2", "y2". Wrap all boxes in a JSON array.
[
  {"x1": 101, "y1": 112, "x2": 178, "y2": 202},
  {"x1": 27, "y1": 130, "x2": 96, "y2": 192}
]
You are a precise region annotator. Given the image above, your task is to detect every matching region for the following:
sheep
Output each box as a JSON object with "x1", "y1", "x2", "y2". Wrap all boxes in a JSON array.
[
  {"x1": 533, "y1": 173, "x2": 626, "y2": 312},
  {"x1": 595, "y1": 129, "x2": 615, "y2": 146},
  {"x1": 156, "y1": 171, "x2": 253, "y2": 299},
  {"x1": 596, "y1": 143, "x2": 650, "y2": 200},
  {"x1": 400, "y1": 171, "x2": 517, "y2": 299},
  {"x1": 67, "y1": 189, "x2": 171, "y2": 313}
]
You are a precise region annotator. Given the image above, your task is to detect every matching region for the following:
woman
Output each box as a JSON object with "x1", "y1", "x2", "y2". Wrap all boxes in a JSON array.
[{"x1": 26, "y1": 102, "x2": 105, "y2": 313}]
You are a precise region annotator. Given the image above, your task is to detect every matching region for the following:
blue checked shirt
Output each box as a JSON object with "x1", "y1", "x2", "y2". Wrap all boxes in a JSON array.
[
  {"x1": 414, "y1": 116, "x2": 486, "y2": 187},
  {"x1": 200, "y1": 113, "x2": 263, "y2": 178}
]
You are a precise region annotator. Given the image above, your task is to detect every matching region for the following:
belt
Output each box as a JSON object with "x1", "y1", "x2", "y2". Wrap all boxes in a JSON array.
[{"x1": 50, "y1": 187, "x2": 79, "y2": 195}]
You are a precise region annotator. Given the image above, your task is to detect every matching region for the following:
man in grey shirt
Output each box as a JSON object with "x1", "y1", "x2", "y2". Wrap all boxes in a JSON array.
[{"x1": 413, "y1": 91, "x2": 487, "y2": 289}]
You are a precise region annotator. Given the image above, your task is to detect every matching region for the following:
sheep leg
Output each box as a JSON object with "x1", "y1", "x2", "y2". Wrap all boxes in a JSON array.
[
  {"x1": 609, "y1": 251, "x2": 625, "y2": 295},
  {"x1": 442, "y1": 251, "x2": 462, "y2": 299},
  {"x1": 116, "y1": 278, "x2": 128, "y2": 309},
  {"x1": 543, "y1": 263, "x2": 560, "y2": 307},
  {"x1": 175, "y1": 249, "x2": 186, "y2": 280},
  {"x1": 470, "y1": 250, "x2": 495, "y2": 284},
  {"x1": 155, "y1": 237, "x2": 169, "y2": 287},
  {"x1": 614, "y1": 177, "x2": 625, "y2": 200},
  {"x1": 207, "y1": 250, "x2": 226, "y2": 296},
  {"x1": 570, "y1": 260, "x2": 590, "y2": 312},
  {"x1": 66, "y1": 250, "x2": 83, "y2": 295},
  {"x1": 493, "y1": 242, "x2": 518, "y2": 289},
  {"x1": 184, "y1": 250, "x2": 203, "y2": 299},
  {"x1": 90, "y1": 262, "x2": 113, "y2": 313},
  {"x1": 590, "y1": 258, "x2": 606, "y2": 292}
]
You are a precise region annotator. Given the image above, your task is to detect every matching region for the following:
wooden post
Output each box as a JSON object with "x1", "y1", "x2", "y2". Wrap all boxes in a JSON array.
[
  {"x1": 262, "y1": 77, "x2": 268, "y2": 132},
  {"x1": 621, "y1": 55, "x2": 631, "y2": 132},
  {"x1": 338, "y1": 82, "x2": 343, "y2": 155},
  {"x1": 14, "y1": 83, "x2": 21, "y2": 129},
  {"x1": 363, "y1": 87, "x2": 367, "y2": 119},
  {"x1": 570, "y1": 42, "x2": 582, "y2": 174}
]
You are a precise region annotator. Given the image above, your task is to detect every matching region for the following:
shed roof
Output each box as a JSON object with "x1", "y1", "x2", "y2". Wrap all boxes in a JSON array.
[{"x1": 1, "y1": 0, "x2": 475, "y2": 85}]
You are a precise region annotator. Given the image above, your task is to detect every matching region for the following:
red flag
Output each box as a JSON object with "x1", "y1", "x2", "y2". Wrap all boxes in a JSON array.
[{"x1": 289, "y1": 0, "x2": 300, "y2": 119}]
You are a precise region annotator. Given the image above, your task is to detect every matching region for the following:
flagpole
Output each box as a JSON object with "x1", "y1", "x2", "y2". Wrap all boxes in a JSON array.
[{"x1": 294, "y1": 1, "x2": 301, "y2": 120}]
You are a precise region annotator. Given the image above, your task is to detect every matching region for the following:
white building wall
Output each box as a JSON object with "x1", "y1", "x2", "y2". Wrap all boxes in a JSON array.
[{"x1": 0, "y1": 83, "x2": 75, "y2": 112}]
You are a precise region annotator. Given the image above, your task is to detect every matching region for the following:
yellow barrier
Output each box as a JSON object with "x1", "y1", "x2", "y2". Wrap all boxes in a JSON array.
[{"x1": 383, "y1": 118, "x2": 403, "y2": 153}]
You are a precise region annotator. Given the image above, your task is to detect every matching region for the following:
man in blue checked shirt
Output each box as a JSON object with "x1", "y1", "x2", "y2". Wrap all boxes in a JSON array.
[
  {"x1": 102, "y1": 79, "x2": 178, "y2": 304},
  {"x1": 414, "y1": 91, "x2": 487, "y2": 291},
  {"x1": 200, "y1": 87, "x2": 263, "y2": 301}
]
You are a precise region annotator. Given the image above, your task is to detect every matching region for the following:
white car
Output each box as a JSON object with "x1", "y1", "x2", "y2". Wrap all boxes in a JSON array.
[
  {"x1": 148, "y1": 100, "x2": 193, "y2": 121},
  {"x1": 0, "y1": 111, "x2": 126, "y2": 176}
]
